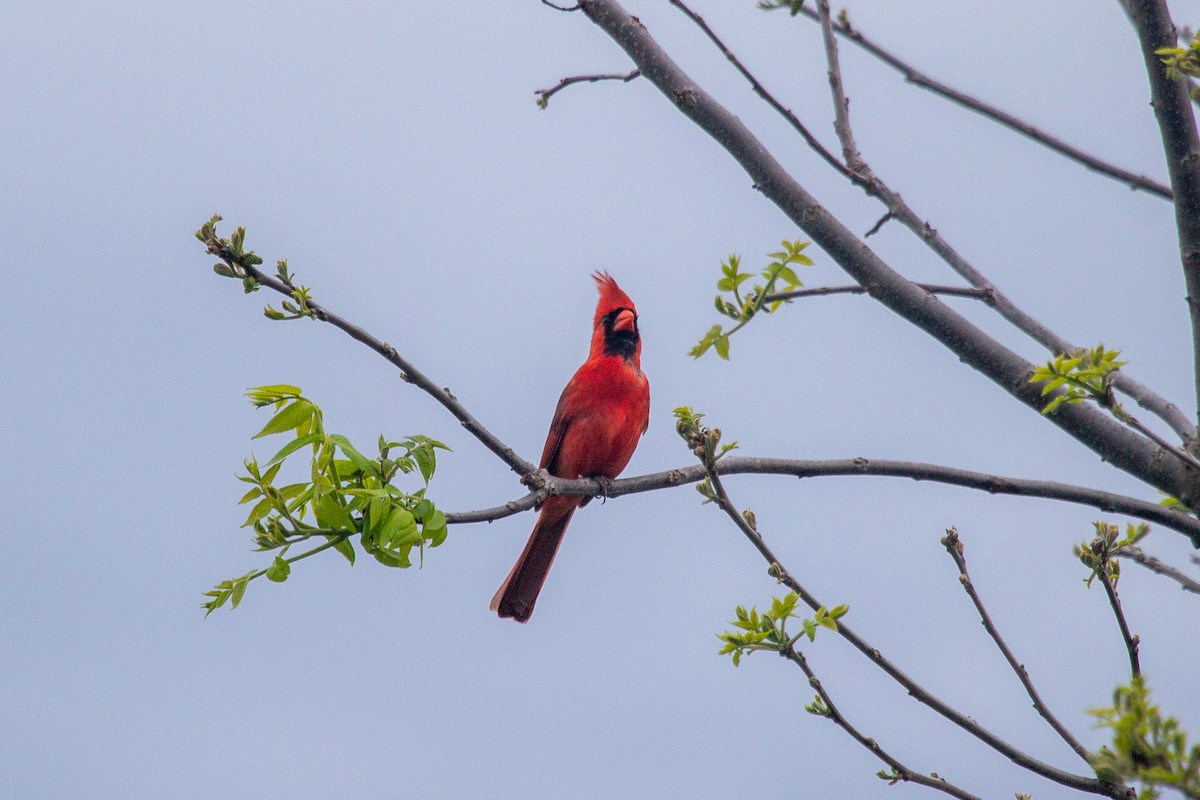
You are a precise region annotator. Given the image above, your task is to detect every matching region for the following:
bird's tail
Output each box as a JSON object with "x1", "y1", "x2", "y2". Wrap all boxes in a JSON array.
[{"x1": 491, "y1": 496, "x2": 577, "y2": 622}]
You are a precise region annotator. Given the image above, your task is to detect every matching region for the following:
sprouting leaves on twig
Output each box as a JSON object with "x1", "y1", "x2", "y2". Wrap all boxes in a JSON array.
[
  {"x1": 1157, "y1": 30, "x2": 1200, "y2": 96},
  {"x1": 1075, "y1": 521, "x2": 1149, "y2": 589},
  {"x1": 717, "y1": 591, "x2": 849, "y2": 666},
  {"x1": 691, "y1": 240, "x2": 812, "y2": 360},
  {"x1": 203, "y1": 385, "x2": 451, "y2": 615},
  {"x1": 757, "y1": 0, "x2": 807, "y2": 14},
  {"x1": 1089, "y1": 675, "x2": 1200, "y2": 797},
  {"x1": 1030, "y1": 344, "x2": 1127, "y2": 416}
]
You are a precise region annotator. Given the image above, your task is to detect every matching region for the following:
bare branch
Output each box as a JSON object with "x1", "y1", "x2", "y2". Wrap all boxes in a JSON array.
[
  {"x1": 446, "y1": 455, "x2": 1200, "y2": 545},
  {"x1": 666, "y1": 0, "x2": 851, "y2": 180},
  {"x1": 1126, "y1": 0, "x2": 1200, "y2": 432},
  {"x1": 677, "y1": 0, "x2": 1195, "y2": 443},
  {"x1": 766, "y1": 283, "x2": 991, "y2": 303},
  {"x1": 813, "y1": 0, "x2": 862, "y2": 171},
  {"x1": 1100, "y1": 567, "x2": 1142, "y2": 678},
  {"x1": 691, "y1": 446, "x2": 1124, "y2": 798},
  {"x1": 791, "y1": 6, "x2": 1173, "y2": 199},
  {"x1": 540, "y1": 0, "x2": 580, "y2": 10},
  {"x1": 202, "y1": 234, "x2": 537, "y2": 477},
  {"x1": 941, "y1": 528, "x2": 1092, "y2": 764},
  {"x1": 786, "y1": 646, "x2": 985, "y2": 800},
  {"x1": 1113, "y1": 544, "x2": 1200, "y2": 594},
  {"x1": 536, "y1": 69, "x2": 640, "y2": 108},
  {"x1": 578, "y1": 0, "x2": 1200, "y2": 505}
]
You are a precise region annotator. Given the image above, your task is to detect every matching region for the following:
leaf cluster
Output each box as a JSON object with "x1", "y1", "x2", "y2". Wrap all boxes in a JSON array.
[
  {"x1": 1089, "y1": 675, "x2": 1200, "y2": 799},
  {"x1": 717, "y1": 591, "x2": 848, "y2": 667},
  {"x1": 198, "y1": 216, "x2": 315, "y2": 320},
  {"x1": 691, "y1": 241, "x2": 811, "y2": 360},
  {"x1": 203, "y1": 385, "x2": 450, "y2": 615},
  {"x1": 1075, "y1": 521, "x2": 1149, "y2": 589},
  {"x1": 756, "y1": 0, "x2": 806, "y2": 14},
  {"x1": 1157, "y1": 31, "x2": 1200, "y2": 93},
  {"x1": 674, "y1": 407, "x2": 737, "y2": 502},
  {"x1": 1030, "y1": 344, "x2": 1127, "y2": 416}
]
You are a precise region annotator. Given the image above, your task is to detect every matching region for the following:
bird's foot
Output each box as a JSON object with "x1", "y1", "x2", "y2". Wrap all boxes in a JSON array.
[{"x1": 593, "y1": 476, "x2": 615, "y2": 504}]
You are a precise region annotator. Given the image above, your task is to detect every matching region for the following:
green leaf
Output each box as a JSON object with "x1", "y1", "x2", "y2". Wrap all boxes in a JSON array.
[
  {"x1": 266, "y1": 556, "x2": 291, "y2": 583},
  {"x1": 714, "y1": 334, "x2": 730, "y2": 360},
  {"x1": 377, "y1": 506, "x2": 417, "y2": 548},
  {"x1": 230, "y1": 573, "x2": 251, "y2": 609},
  {"x1": 314, "y1": 494, "x2": 355, "y2": 532},
  {"x1": 264, "y1": 432, "x2": 323, "y2": 468},
  {"x1": 331, "y1": 535, "x2": 356, "y2": 565},
  {"x1": 253, "y1": 399, "x2": 316, "y2": 439},
  {"x1": 328, "y1": 434, "x2": 378, "y2": 476},
  {"x1": 424, "y1": 509, "x2": 448, "y2": 546}
]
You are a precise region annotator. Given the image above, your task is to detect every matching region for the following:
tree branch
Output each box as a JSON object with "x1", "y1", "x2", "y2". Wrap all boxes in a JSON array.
[
  {"x1": 1100, "y1": 568, "x2": 1142, "y2": 678},
  {"x1": 786, "y1": 646, "x2": 985, "y2": 800},
  {"x1": 1113, "y1": 544, "x2": 1200, "y2": 594},
  {"x1": 686, "y1": 437, "x2": 1126, "y2": 797},
  {"x1": 577, "y1": 0, "x2": 1200, "y2": 506},
  {"x1": 790, "y1": 6, "x2": 1173, "y2": 199},
  {"x1": 536, "y1": 68, "x2": 640, "y2": 108},
  {"x1": 202, "y1": 229, "x2": 537, "y2": 477},
  {"x1": 813, "y1": 0, "x2": 862, "y2": 171},
  {"x1": 765, "y1": 283, "x2": 992, "y2": 303},
  {"x1": 1127, "y1": 0, "x2": 1200, "y2": 434},
  {"x1": 671, "y1": 0, "x2": 1195, "y2": 444},
  {"x1": 941, "y1": 528, "x2": 1092, "y2": 764},
  {"x1": 446, "y1": 455, "x2": 1200, "y2": 545},
  {"x1": 665, "y1": 0, "x2": 851, "y2": 181}
]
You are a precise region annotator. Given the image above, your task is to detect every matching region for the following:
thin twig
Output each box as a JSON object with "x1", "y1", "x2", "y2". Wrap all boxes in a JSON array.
[
  {"x1": 536, "y1": 69, "x2": 640, "y2": 108},
  {"x1": 669, "y1": 1, "x2": 1195, "y2": 445},
  {"x1": 793, "y1": 6, "x2": 1173, "y2": 199},
  {"x1": 814, "y1": 0, "x2": 862, "y2": 171},
  {"x1": 1101, "y1": 570, "x2": 1142, "y2": 678},
  {"x1": 665, "y1": 0, "x2": 851, "y2": 180},
  {"x1": 786, "y1": 646, "x2": 984, "y2": 800},
  {"x1": 941, "y1": 528, "x2": 1092, "y2": 764},
  {"x1": 203, "y1": 235, "x2": 537, "y2": 477},
  {"x1": 765, "y1": 283, "x2": 990, "y2": 303},
  {"x1": 692, "y1": 448, "x2": 1124, "y2": 797},
  {"x1": 540, "y1": 0, "x2": 580, "y2": 10},
  {"x1": 1113, "y1": 544, "x2": 1200, "y2": 594}
]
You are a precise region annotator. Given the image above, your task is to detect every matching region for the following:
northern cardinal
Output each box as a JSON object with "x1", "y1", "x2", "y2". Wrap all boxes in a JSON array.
[{"x1": 491, "y1": 272, "x2": 650, "y2": 622}]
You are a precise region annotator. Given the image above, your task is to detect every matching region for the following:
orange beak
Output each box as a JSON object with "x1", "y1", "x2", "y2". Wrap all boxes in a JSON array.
[{"x1": 613, "y1": 309, "x2": 637, "y2": 334}]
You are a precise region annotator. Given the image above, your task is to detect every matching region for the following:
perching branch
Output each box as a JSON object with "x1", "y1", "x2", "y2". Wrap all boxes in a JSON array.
[
  {"x1": 199, "y1": 219, "x2": 537, "y2": 478},
  {"x1": 678, "y1": 424, "x2": 1127, "y2": 798},
  {"x1": 789, "y1": 5, "x2": 1173, "y2": 199},
  {"x1": 786, "y1": 646, "x2": 984, "y2": 800},
  {"x1": 670, "y1": 0, "x2": 1195, "y2": 445},
  {"x1": 1126, "y1": 0, "x2": 1200, "y2": 433},
  {"x1": 1113, "y1": 544, "x2": 1200, "y2": 595},
  {"x1": 536, "y1": 68, "x2": 640, "y2": 108},
  {"x1": 941, "y1": 528, "x2": 1092, "y2": 764},
  {"x1": 579, "y1": 0, "x2": 1200, "y2": 507},
  {"x1": 442, "y1": 455, "x2": 1200, "y2": 545}
]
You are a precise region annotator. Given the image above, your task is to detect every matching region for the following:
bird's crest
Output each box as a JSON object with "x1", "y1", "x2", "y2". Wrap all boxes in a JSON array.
[{"x1": 592, "y1": 271, "x2": 637, "y2": 328}]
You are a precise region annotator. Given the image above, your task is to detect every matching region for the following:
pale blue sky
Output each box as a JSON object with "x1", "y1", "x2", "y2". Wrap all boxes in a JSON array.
[{"x1": 3, "y1": 1, "x2": 1199, "y2": 797}]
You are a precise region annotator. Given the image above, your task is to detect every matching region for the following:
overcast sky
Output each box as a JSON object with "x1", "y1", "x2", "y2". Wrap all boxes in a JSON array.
[{"x1": 3, "y1": 1, "x2": 1200, "y2": 798}]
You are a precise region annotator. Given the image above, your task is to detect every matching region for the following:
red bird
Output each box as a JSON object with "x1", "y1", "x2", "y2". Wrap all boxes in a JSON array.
[{"x1": 491, "y1": 272, "x2": 650, "y2": 622}]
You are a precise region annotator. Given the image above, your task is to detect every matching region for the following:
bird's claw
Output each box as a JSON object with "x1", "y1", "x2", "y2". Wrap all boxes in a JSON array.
[{"x1": 594, "y1": 476, "x2": 615, "y2": 503}]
